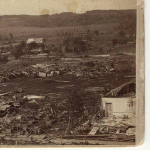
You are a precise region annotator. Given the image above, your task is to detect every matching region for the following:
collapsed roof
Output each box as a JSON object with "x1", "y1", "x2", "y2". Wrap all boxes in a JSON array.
[{"x1": 105, "y1": 79, "x2": 136, "y2": 97}]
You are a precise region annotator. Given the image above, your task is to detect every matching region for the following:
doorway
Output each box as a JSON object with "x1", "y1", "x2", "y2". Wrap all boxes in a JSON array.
[{"x1": 105, "y1": 103, "x2": 113, "y2": 117}]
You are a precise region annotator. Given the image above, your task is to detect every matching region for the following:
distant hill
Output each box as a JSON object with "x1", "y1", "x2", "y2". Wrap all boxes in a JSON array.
[{"x1": 0, "y1": 9, "x2": 136, "y2": 28}]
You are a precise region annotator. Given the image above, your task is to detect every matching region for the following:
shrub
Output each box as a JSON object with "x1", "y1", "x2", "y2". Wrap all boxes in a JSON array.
[
  {"x1": 112, "y1": 38, "x2": 118, "y2": 46},
  {"x1": 119, "y1": 30, "x2": 126, "y2": 38},
  {"x1": 118, "y1": 38, "x2": 128, "y2": 44},
  {"x1": 20, "y1": 40, "x2": 26, "y2": 48},
  {"x1": 99, "y1": 47, "x2": 103, "y2": 53},
  {"x1": 84, "y1": 54, "x2": 89, "y2": 58},
  {"x1": 11, "y1": 45, "x2": 24, "y2": 59},
  {"x1": 94, "y1": 30, "x2": 99, "y2": 36},
  {"x1": 0, "y1": 55, "x2": 9, "y2": 63},
  {"x1": 85, "y1": 29, "x2": 92, "y2": 41},
  {"x1": 21, "y1": 60, "x2": 30, "y2": 67},
  {"x1": 63, "y1": 37, "x2": 88, "y2": 53},
  {"x1": 28, "y1": 42, "x2": 38, "y2": 50},
  {"x1": 85, "y1": 61, "x2": 95, "y2": 67},
  {"x1": 41, "y1": 43, "x2": 45, "y2": 50}
]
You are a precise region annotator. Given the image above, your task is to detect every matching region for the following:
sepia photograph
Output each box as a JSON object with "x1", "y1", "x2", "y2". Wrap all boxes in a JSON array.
[{"x1": 0, "y1": 0, "x2": 144, "y2": 147}]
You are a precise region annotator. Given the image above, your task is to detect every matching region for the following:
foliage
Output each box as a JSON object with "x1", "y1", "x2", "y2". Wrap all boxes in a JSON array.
[
  {"x1": 80, "y1": 61, "x2": 95, "y2": 67},
  {"x1": 99, "y1": 47, "x2": 103, "y2": 53},
  {"x1": 66, "y1": 88, "x2": 85, "y2": 116},
  {"x1": 41, "y1": 43, "x2": 45, "y2": 50},
  {"x1": 112, "y1": 38, "x2": 118, "y2": 46},
  {"x1": 118, "y1": 38, "x2": 128, "y2": 44},
  {"x1": 85, "y1": 29, "x2": 92, "y2": 41},
  {"x1": 11, "y1": 45, "x2": 24, "y2": 59},
  {"x1": 9, "y1": 33, "x2": 13, "y2": 39},
  {"x1": 0, "y1": 54, "x2": 9, "y2": 63},
  {"x1": 20, "y1": 40, "x2": 26, "y2": 48},
  {"x1": 63, "y1": 37, "x2": 88, "y2": 53},
  {"x1": 21, "y1": 59, "x2": 30, "y2": 67},
  {"x1": 9, "y1": 33, "x2": 13, "y2": 44},
  {"x1": 65, "y1": 87, "x2": 102, "y2": 130},
  {"x1": 28, "y1": 42, "x2": 38, "y2": 50},
  {"x1": 119, "y1": 30, "x2": 126, "y2": 38},
  {"x1": 85, "y1": 61, "x2": 95, "y2": 67},
  {"x1": 94, "y1": 30, "x2": 99, "y2": 36}
]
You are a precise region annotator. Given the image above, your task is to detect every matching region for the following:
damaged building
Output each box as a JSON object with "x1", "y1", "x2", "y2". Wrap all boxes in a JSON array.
[{"x1": 102, "y1": 79, "x2": 136, "y2": 119}]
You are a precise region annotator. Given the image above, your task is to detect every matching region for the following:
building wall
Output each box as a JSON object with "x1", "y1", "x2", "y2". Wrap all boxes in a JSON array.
[
  {"x1": 27, "y1": 38, "x2": 44, "y2": 44},
  {"x1": 102, "y1": 97, "x2": 135, "y2": 118}
]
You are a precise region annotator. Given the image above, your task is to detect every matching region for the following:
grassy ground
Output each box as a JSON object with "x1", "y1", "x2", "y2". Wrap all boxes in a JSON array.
[{"x1": 0, "y1": 23, "x2": 119, "y2": 41}]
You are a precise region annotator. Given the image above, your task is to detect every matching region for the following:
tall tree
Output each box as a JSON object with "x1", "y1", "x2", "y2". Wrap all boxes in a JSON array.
[
  {"x1": 65, "y1": 88, "x2": 84, "y2": 133},
  {"x1": 9, "y1": 33, "x2": 13, "y2": 44},
  {"x1": 65, "y1": 88, "x2": 102, "y2": 133}
]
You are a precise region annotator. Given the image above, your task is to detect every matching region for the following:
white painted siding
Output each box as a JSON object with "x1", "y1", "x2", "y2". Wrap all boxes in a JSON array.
[
  {"x1": 27, "y1": 38, "x2": 44, "y2": 44},
  {"x1": 102, "y1": 97, "x2": 135, "y2": 118}
]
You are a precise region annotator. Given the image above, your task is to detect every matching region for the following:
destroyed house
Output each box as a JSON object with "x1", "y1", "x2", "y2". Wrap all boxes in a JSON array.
[
  {"x1": 31, "y1": 64, "x2": 60, "y2": 77},
  {"x1": 102, "y1": 79, "x2": 136, "y2": 118}
]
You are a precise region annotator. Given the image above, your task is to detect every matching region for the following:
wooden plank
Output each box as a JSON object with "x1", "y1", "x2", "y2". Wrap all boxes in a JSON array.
[{"x1": 89, "y1": 127, "x2": 99, "y2": 135}]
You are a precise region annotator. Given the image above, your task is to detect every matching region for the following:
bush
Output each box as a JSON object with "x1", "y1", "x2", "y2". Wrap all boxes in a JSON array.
[
  {"x1": 12, "y1": 45, "x2": 24, "y2": 59},
  {"x1": 94, "y1": 30, "x2": 99, "y2": 36},
  {"x1": 119, "y1": 30, "x2": 126, "y2": 38},
  {"x1": 0, "y1": 55, "x2": 9, "y2": 63},
  {"x1": 99, "y1": 47, "x2": 103, "y2": 53},
  {"x1": 84, "y1": 54, "x2": 89, "y2": 58},
  {"x1": 112, "y1": 38, "x2": 118, "y2": 46},
  {"x1": 41, "y1": 43, "x2": 45, "y2": 50},
  {"x1": 21, "y1": 60, "x2": 30, "y2": 67},
  {"x1": 79, "y1": 61, "x2": 95, "y2": 67},
  {"x1": 20, "y1": 40, "x2": 26, "y2": 48},
  {"x1": 85, "y1": 61, "x2": 95, "y2": 67},
  {"x1": 85, "y1": 29, "x2": 92, "y2": 41},
  {"x1": 28, "y1": 42, "x2": 38, "y2": 50},
  {"x1": 118, "y1": 38, "x2": 128, "y2": 44},
  {"x1": 63, "y1": 37, "x2": 88, "y2": 53}
]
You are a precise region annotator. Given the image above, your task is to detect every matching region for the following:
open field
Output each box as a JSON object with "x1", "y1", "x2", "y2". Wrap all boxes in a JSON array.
[{"x1": 0, "y1": 23, "x2": 119, "y2": 41}]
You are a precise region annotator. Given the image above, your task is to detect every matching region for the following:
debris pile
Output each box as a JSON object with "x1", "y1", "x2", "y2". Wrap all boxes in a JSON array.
[
  {"x1": 24, "y1": 63, "x2": 64, "y2": 78},
  {"x1": 0, "y1": 70, "x2": 25, "y2": 83},
  {"x1": 19, "y1": 58, "x2": 117, "y2": 80},
  {"x1": 0, "y1": 89, "x2": 61, "y2": 138},
  {"x1": 72, "y1": 116, "x2": 135, "y2": 142}
]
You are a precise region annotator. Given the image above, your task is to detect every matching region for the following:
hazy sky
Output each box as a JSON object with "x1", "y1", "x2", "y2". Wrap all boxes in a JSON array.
[{"x1": 0, "y1": 0, "x2": 137, "y2": 15}]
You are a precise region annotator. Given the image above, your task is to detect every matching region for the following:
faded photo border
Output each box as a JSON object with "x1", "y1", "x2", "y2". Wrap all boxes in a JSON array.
[
  {"x1": 136, "y1": 0, "x2": 145, "y2": 146},
  {"x1": 0, "y1": 0, "x2": 145, "y2": 148}
]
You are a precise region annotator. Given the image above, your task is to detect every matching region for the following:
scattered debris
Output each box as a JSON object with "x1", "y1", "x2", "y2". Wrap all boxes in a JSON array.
[
  {"x1": 89, "y1": 127, "x2": 99, "y2": 135},
  {"x1": 23, "y1": 95, "x2": 46, "y2": 100},
  {"x1": 126, "y1": 127, "x2": 135, "y2": 136}
]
